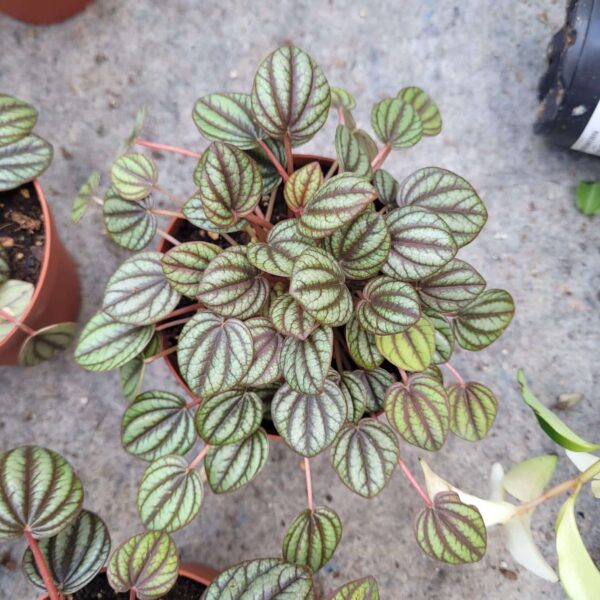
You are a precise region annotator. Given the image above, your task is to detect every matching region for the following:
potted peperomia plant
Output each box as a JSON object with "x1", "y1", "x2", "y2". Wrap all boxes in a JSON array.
[
  {"x1": 73, "y1": 45, "x2": 515, "y2": 585},
  {"x1": 0, "y1": 93, "x2": 80, "y2": 366}
]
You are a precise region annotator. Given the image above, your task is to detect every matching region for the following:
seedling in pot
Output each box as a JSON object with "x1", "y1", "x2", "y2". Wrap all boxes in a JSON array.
[{"x1": 73, "y1": 45, "x2": 514, "y2": 593}]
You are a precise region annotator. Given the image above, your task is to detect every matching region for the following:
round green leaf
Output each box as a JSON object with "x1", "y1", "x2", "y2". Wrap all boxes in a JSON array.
[
  {"x1": 22, "y1": 510, "x2": 110, "y2": 595},
  {"x1": 18, "y1": 322, "x2": 76, "y2": 367},
  {"x1": 122, "y1": 390, "x2": 195, "y2": 461},
  {"x1": 356, "y1": 276, "x2": 421, "y2": 335},
  {"x1": 385, "y1": 373, "x2": 450, "y2": 451},
  {"x1": 0, "y1": 247, "x2": 9, "y2": 284},
  {"x1": 161, "y1": 241, "x2": 221, "y2": 298},
  {"x1": 345, "y1": 316, "x2": 384, "y2": 369},
  {"x1": 298, "y1": 173, "x2": 377, "y2": 239},
  {"x1": 103, "y1": 252, "x2": 181, "y2": 326},
  {"x1": 373, "y1": 169, "x2": 399, "y2": 207},
  {"x1": 371, "y1": 98, "x2": 422, "y2": 148},
  {"x1": 448, "y1": 382, "x2": 497, "y2": 442},
  {"x1": 251, "y1": 46, "x2": 331, "y2": 144},
  {"x1": 354, "y1": 368, "x2": 396, "y2": 413},
  {"x1": 138, "y1": 455, "x2": 203, "y2": 532},
  {"x1": 0, "y1": 446, "x2": 83, "y2": 539},
  {"x1": 119, "y1": 355, "x2": 145, "y2": 402},
  {"x1": 383, "y1": 206, "x2": 457, "y2": 281},
  {"x1": 453, "y1": 288, "x2": 515, "y2": 350},
  {"x1": 375, "y1": 316, "x2": 435, "y2": 372},
  {"x1": 0, "y1": 134, "x2": 53, "y2": 191},
  {"x1": 415, "y1": 491, "x2": 486, "y2": 564},
  {"x1": 289, "y1": 248, "x2": 352, "y2": 326},
  {"x1": 107, "y1": 531, "x2": 178, "y2": 600},
  {"x1": 195, "y1": 389, "x2": 262, "y2": 445},
  {"x1": 339, "y1": 371, "x2": 368, "y2": 424},
  {"x1": 198, "y1": 247, "x2": 269, "y2": 319},
  {"x1": 0, "y1": 279, "x2": 34, "y2": 341},
  {"x1": 75, "y1": 311, "x2": 154, "y2": 372},
  {"x1": 283, "y1": 506, "x2": 342, "y2": 573},
  {"x1": 240, "y1": 317, "x2": 282, "y2": 387},
  {"x1": 177, "y1": 310, "x2": 253, "y2": 398},
  {"x1": 203, "y1": 558, "x2": 314, "y2": 600},
  {"x1": 110, "y1": 152, "x2": 157, "y2": 201},
  {"x1": 331, "y1": 419, "x2": 399, "y2": 498},
  {"x1": 330, "y1": 87, "x2": 356, "y2": 110},
  {"x1": 335, "y1": 125, "x2": 372, "y2": 178},
  {"x1": 400, "y1": 167, "x2": 487, "y2": 247},
  {"x1": 424, "y1": 309, "x2": 454, "y2": 364},
  {"x1": 322, "y1": 211, "x2": 391, "y2": 280},
  {"x1": 205, "y1": 428, "x2": 269, "y2": 494},
  {"x1": 0, "y1": 94, "x2": 37, "y2": 145},
  {"x1": 270, "y1": 293, "x2": 318, "y2": 340},
  {"x1": 327, "y1": 577, "x2": 379, "y2": 600},
  {"x1": 245, "y1": 137, "x2": 287, "y2": 194},
  {"x1": 71, "y1": 171, "x2": 100, "y2": 224},
  {"x1": 284, "y1": 161, "x2": 323, "y2": 211},
  {"x1": 193, "y1": 93, "x2": 261, "y2": 149},
  {"x1": 280, "y1": 326, "x2": 333, "y2": 394},
  {"x1": 272, "y1": 381, "x2": 347, "y2": 457},
  {"x1": 398, "y1": 87, "x2": 442, "y2": 136}
]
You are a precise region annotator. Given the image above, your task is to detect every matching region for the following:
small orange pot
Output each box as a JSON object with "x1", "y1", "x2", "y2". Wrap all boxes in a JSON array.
[
  {"x1": 0, "y1": 180, "x2": 81, "y2": 365},
  {"x1": 0, "y1": 0, "x2": 92, "y2": 24}
]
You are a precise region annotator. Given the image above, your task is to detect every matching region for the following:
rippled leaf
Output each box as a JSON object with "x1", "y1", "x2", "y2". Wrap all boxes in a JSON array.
[
  {"x1": 270, "y1": 293, "x2": 318, "y2": 340},
  {"x1": 183, "y1": 194, "x2": 249, "y2": 233},
  {"x1": 335, "y1": 125, "x2": 371, "y2": 178},
  {"x1": 122, "y1": 105, "x2": 147, "y2": 151},
  {"x1": 339, "y1": 371, "x2": 368, "y2": 423},
  {"x1": 0, "y1": 134, "x2": 53, "y2": 191},
  {"x1": 110, "y1": 152, "x2": 157, "y2": 201},
  {"x1": 448, "y1": 382, "x2": 497, "y2": 442},
  {"x1": 284, "y1": 161, "x2": 323, "y2": 211},
  {"x1": 424, "y1": 309, "x2": 454, "y2": 364},
  {"x1": 373, "y1": 169, "x2": 399, "y2": 207},
  {"x1": 371, "y1": 97, "x2": 422, "y2": 148},
  {"x1": 355, "y1": 129, "x2": 379, "y2": 161},
  {"x1": 18, "y1": 322, "x2": 76, "y2": 367},
  {"x1": 240, "y1": 317, "x2": 282, "y2": 387},
  {"x1": 71, "y1": 171, "x2": 100, "y2": 224},
  {"x1": 355, "y1": 368, "x2": 396, "y2": 413},
  {"x1": 345, "y1": 316, "x2": 383, "y2": 370},
  {"x1": 398, "y1": 87, "x2": 442, "y2": 136},
  {"x1": 0, "y1": 94, "x2": 37, "y2": 145}
]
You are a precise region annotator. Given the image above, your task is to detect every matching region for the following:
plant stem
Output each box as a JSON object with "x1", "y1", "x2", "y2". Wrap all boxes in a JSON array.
[
  {"x1": 246, "y1": 211, "x2": 273, "y2": 231},
  {"x1": 304, "y1": 457, "x2": 314, "y2": 512},
  {"x1": 189, "y1": 444, "x2": 211, "y2": 470},
  {"x1": 162, "y1": 303, "x2": 203, "y2": 320},
  {"x1": 399, "y1": 368, "x2": 409, "y2": 385},
  {"x1": 185, "y1": 398, "x2": 201, "y2": 409},
  {"x1": 324, "y1": 160, "x2": 339, "y2": 182},
  {"x1": 0, "y1": 308, "x2": 36, "y2": 337},
  {"x1": 443, "y1": 362, "x2": 465, "y2": 386},
  {"x1": 144, "y1": 345, "x2": 178, "y2": 363},
  {"x1": 92, "y1": 195, "x2": 104, "y2": 206},
  {"x1": 371, "y1": 143, "x2": 392, "y2": 172},
  {"x1": 154, "y1": 185, "x2": 186, "y2": 206},
  {"x1": 220, "y1": 232, "x2": 238, "y2": 246},
  {"x1": 135, "y1": 138, "x2": 202, "y2": 159},
  {"x1": 257, "y1": 138, "x2": 288, "y2": 182},
  {"x1": 24, "y1": 531, "x2": 61, "y2": 600},
  {"x1": 337, "y1": 106, "x2": 345, "y2": 126},
  {"x1": 283, "y1": 134, "x2": 294, "y2": 176},
  {"x1": 130, "y1": 589, "x2": 135, "y2": 600},
  {"x1": 266, "y1": 187, "x2": 277, "y2": 222},
  {"x1": 156, "y1": 228, "x2": 181, "y2": 247},
  {"x1": 155, "y1": 317, "x2": 190, "y2": 332},
  {"x1": 397, "y1": 457, "x2": 433, "y2": 508},
  {"x1": 150, "y1": 208, "x2": 185, "y2": 219}
]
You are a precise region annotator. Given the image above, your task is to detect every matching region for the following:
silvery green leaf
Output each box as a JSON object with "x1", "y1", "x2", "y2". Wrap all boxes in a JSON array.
[
  {"x1": 284, "y1": 161, "x2": 323, "y2": 211},
  {"x1": 240, "y1": 317, "x2": 282, "y2": 387},
  {"x1": 269, "y1": 293, "x2": 318, "y2": 340},
  {"x1": 354, "y1": 368, "x2": 396, "y2": 413},
  {"x1": 339, "y1": 371, "x2": 368, "y2": 424},
  {"x1": 0, "y1": 94, "x2": 37, "y2": 145},
  {"x1": 372, "y1": 169, "x2": 399, "y2": 207},
  {"x1": 371, "y1": 97, "x2": 422, "y2": 148},
  {"x1": 330, "y1": 87, "x2": 356, "y2": 110},
  {"x1": 0, "y1": 134, "x2": 53, "y2": 191},
  {"x1": 424, "y1": 309, "x2": 454, "y2": 364},
  {"x1": 71, "y1": 171, "x2": 100, "y2": 224},
  {"x1": 110, "y1": 152, "x2": 157, "y2": 201},
  {"x1": 448, "y1": 382, "x2": 497, "y2": 442},
  {"x1": 398, "y1": 87, "x2": 442, "y2": 136},
  {"x1": 18, "y1": 322, "x2": 76, "y2": 367},
  {"x1": 335, "y1": 125, "x2": 372, "y2": 178},
  {"x1": 345, "y1": 316, "x2": 384, "y2": 370}
]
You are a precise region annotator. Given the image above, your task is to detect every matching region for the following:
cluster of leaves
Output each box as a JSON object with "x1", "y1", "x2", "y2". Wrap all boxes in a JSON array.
[
  {"x1": 0, "y1": 93, "x2": 76, "y2": 366},
  {"x1": 72, "y1": 46, "x2": 514, "y2": 596}
]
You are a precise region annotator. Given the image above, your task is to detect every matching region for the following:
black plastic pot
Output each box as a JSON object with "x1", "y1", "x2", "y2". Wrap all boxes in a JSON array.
[{"x1": 535, "y1": 0, "x2": 600, "y2": 155}]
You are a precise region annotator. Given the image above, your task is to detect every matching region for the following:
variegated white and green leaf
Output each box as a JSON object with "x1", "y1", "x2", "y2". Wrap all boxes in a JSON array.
[
  {"x1": 371, "y1": 97, "x2": 422, "y2": 148},
  {"x1": 373, "y1": 169, "x2": 399, "y2": 207},
  {"x1": 0, "y1": 134, "x2": 53, "y2": 191},
  {"x1": 270, "y1": 293, "x2": 318, "y2": 340},
  {"x1": 345, "y1": 317, "x2": 384, "y2": 369},
  {"x1": 354, "y1": 368, "x2": 396, "y2": 413},
  {"x1": 183, "y1": 194, "x2": 249, "y2": 233},
  {"x1": 240, "y1": 317, "x2": 282, "y2": 387},
  {"x1": 335, "y1": 125, "x2": 371, "y2": 178},
  {"x1": 339, "y1": 371, "x2": 368, "y2": 423},
  {"x1": 284, "y1": 161, "x2": 323, "y2": 211},
  {"x1": 110, "y1": 152, "x2": 157, "y2": 201}
]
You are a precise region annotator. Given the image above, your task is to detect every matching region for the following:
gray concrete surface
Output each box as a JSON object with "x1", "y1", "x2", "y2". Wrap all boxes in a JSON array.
[{"x1": 1, "y1": 0, "x2": 599, "y2": 598}]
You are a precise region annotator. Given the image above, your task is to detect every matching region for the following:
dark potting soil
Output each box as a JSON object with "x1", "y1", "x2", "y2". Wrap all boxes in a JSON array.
[
  {"x1": 73, "y1": 572, "x2": 206, "y2": 599},
  {"x1": 0, "y1": 182, "x2": 44, "y2": 285}
]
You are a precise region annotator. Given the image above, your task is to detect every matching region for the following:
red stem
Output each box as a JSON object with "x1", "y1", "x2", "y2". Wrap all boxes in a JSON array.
[
  {"x1": 399, "y1": 368, "x2": 409, "y2": 385},
  {"x1": 130, "y1": 590, "x2": 135, "y2": 600},
  {"x1": 283, "y1": 134, "x2": 294, "y2": 176},
  {"x1": 135, "y1": 138, "x2": 202, "y2": 159},
  {"x1": 257, "y1": 138, "x2": 289, "y2": 182},
  {"x1": 397, "y1": 457, "x2": 433, "y2": 507},
  {"x1": 304, "y1": 457, "x2": 314, "y2": 512},
  {"x1": 246, "y1": 211, "x2": 273, "y2": 231},
  {"x1": 443, "y1": 362, "x2": 465, "y2": 386},
  {"x1": 24, "y1": 531, "x2": 61, "y2": 600},
  {"x1": 155, "y1": 318, "x2": 190, "y2": 333},
  {"x1": 189, "y1": 444, "x2": 211, "y2": 470},
  {"x1": 144, "y1": 345, "x2": 178, "y2": 363},
  {"x1": 337, "y1": 106, "x2": 345, "y2": 126},
  {"x1": 0, "y1": 308, "x2": 36, "y2": 337},
  {"x1": 371, "y1": 143, "x2": 392, "y2": 172},
  {"x1": 161, "y1": 303, "x2": 203, "y2": 321}
]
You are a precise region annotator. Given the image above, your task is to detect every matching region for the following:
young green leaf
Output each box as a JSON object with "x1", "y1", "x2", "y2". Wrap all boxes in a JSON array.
[
  {"x1": 121, "y1": 390, "x2": 196, "y2": 461},
  {"x1": 373, "y1": 169, "x2": 399, "y2": 207},
  {"x1": 502, "y1": 455, "x2": 558, "y2": 502},
  {"x1": 0, "y1": 94, "x2": 37, "y2": 145},
  {"x1": 339, "y1": 371, "x2": 368, "y2": 424},
  {"x1": 239, "y1": 317, "x2": 282, "y2": 387},
  {"x1": 415, "y1": 491, "x2": 486, "y2": 564},
  {"x1": 448, "y1": 382, "x2": 497, "y2": 442},
  {"x1": 354, "y1": 367, "x2": 396, "y2": 413},
  {"x1": 371, "y1": 97, "x2": 422, "y2": 148},
  {"x1": 284, "y1": 161, "x2": 323, "y2": 211},
  {"x1": 0, "y1": 446, "x2": 83, "y2": 539},
  {"x1": 270, "y1": 293, "x2": 318, "y2": 340},
  {"x1": 71, "y1": 171, "x2": 100, "y2": 224},
  {"x1": 0, "y1": 247, "x2": 9, "y2": 284},
  {"x1": 251, "y1": 45, "x2": 331, "y2": 144},
  {"x1": 424, "y1": 309, "x2": 454, "y2": 364},
  {"x1": 110, "y1": 152, "x2": 157, "y2": 201},
  {"x1": 18, "y1": 322, "x2": 76, "y2": 367},
  {"x1": 121, "y1": 105, "x2": 147, "y2": 151},
  {"x1": 0, "y1": 280, "x2": 34, "y2": 341},
  {"x1": 335, "y1": 125, "x2": 372, "y2": 178},
  {"x1": 107, "y1": 531, "x2": 179, "y2": 600},
  {"x1": 565, "y1": 450, "x2": 600, "y2": 498},
  {"x1": 575, "y1": 181, "x2": 600, "y2": 216},
  {"x1": 345, "y1": 316, "x2": 384, "y2": 370},
  {"x1": 331, "y1": 419, "x2": 399, "y2": 498},
  {"x1": 330, "y1": 87, "x2": 356, "y2": 110},
  {"x1": 283, "y1": 506, "x2": 342, "y2": 573},
  {"x1": 326, "y1": 576, "x2": 379, "y2": 600},
  {"x1": 398, "y1": 87, "x2": 442, "y2": 136},
  {"x1": 119, "y1": 355, "x2": 145, "y2": 402},
  {"x1": 355, "y1": 129, "x2": 378, "y2": 161},
  {"x1": 0, "y1": 134, "x2": 53, "y2": 191}
]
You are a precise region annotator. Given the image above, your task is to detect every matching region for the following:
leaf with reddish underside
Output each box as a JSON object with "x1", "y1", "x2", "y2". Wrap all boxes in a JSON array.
[
  {"x1": 373, "y1": 169, "x2": 399, "y2": 207},
  {"x1": 110, "y1": 152, "x2": 157, "y2": 201},
  {"x1": 330, "y1": 418, "x2": 399, "y2": 498},
  {"x1": 239, "y1": 317, "x2": 282, "y2": 387},
  {"x1": 399, "y1": 167, "x2": 487, "y2": 247},
  {"x1": 251, "y1": 46, "x2": 331, "y2": 144},
  {"x1": 71, "y1": 171, "x2": 100, "y2": 224},
  {"x1": 424, "y1": 308, "x2": 454, "y2": 364},
  {"x1": 298, "y1": 173, "x2": 377, "y2": 239},
  {"x1": 385, "y1": 373, "x2": 450, "y2": 451},
  {"x1": 371, "y1": 98, "x2": 422, "y2": 148},
  {"x1": 177, "y1": 310, "x2": 253, "y2": 398},
  {"x1": 18, "y1": 322, "x2": 76, "y2": 367},
  {"x1": 0, "y1": 279, "x2": 34, "y2": 341},
  {"x1": 322, "y1": 211, "x2": 391, "y2": 280},
  {"x1": 270, "y1": 293, "x2": 318, "y2": 340},
  {"x1": 345, "y1": 317, "x2": 384, "y2": 370},
  {"x1": 339, "y1": 371, "x2": 368, "y2": 424},
  {"x1": 0, "y1": 94, "x2": 37, "y2": 145},
  {"x1": 448, "y1": 382, "x2": 497, "y2": 441},
  {"x1": 326, "y1": 576, "x2": 379, "y2": 600},
  {"x1": 272, "y1": 381, "x2": 347, "y2": 457},
  {"x1": 354, "y1": 367, "x2": 396, "y2": 413},
  {"x1": 415, "y1": 491, "x2": 486, "y2": 564},
  {"x1": 335, "y1": 125, "x2": 372, "y2": 178},
  {"x1": 284, "y1": 161, "x2": 323, "y2": 211},
  {"x1": 245, "y1": 137, "x2": 287, "y2": 194},
  {"x1": 0, "y1": 134, "x2": 53, "y2": 191},
  {"x1": 398, "y1": 87, "x2": 442, "y2": 136}
]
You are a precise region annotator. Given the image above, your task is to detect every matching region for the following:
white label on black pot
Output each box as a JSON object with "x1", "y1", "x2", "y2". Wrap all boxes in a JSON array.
[{"x1": 572, "y1": 101, "x2": 600, "y2": 156}]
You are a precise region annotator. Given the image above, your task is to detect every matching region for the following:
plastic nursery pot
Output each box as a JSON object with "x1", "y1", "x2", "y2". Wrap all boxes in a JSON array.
[
  {"x1": 0, "y1": 180, "x2": 81, "y2": 366},
  {"x1": 0, "y1": 0, "x2": 92, "y2": 24},
  {"x1": 535, "y1": 0, "x2": 600, "y2": 155}
]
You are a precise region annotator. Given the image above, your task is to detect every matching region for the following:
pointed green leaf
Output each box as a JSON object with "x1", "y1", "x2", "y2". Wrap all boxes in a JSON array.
[
  {"x1": 283, "y1": 506, "x2": 342, "y2": 572},
  {"x1": 240, "y1": 317, "x2": 282, "y2": 387},
  {"x1": 251, "y1": 46, "x2": 330, "y2": 144},
  {"x1": 326, "y1": 577, "x2": 379, "y2": 600},
  {"x1": 385, "y1": 373, "x2": 449, "y2": 450},
  {"x1": 18, "y1": 322, "x2": 76, "y2": 367},
  {"x1": 0, "y1": 134, "x2": 53, "y2": 191},
  {"x1": 345, "y1": 316, "x2": 383, "y2": 369},
  {"x1": 0, "y1": 446, "x2": 83, "y2": 539},
  {"x1": 331, "y1": 419, "x2": 399, "y2": 498},
  {"x1": 298, "y1": 173, "x2": 377, "y2": 239},
  {"x1": 0, "y1": 247, "x2": 9, "y2": 284},
  {"x1": 375, "y1": 316, "x2": 435, "y2": 372},
  {"x1": 107, "y1": 531, "x2": 178, "y2": 600},
  {"x1": 330, "y1": 87, "x2": 356, "y2": 110},
  {"x1": 75, "y1": 311, "x2": 155, "y2": 372},
  {"x1": 290, "y1": 248, "x2": 352, "y2": 326},
  {"x1": 373, "y1": 169, "x2": 399, "y2": 207},
  {"x1": 322, "y1": 211, "x2": 391, "y2": 280},
  {"x1": 415, "y1": 491, "x2": 486, "y2": 564},
  {"x1": 22, "y1": 510, "x2": 110, "y2": 595},
  {"x1": 205, "y1": 428, "x2": 269, "y2": 494},
  {"x1": 448, "y1": 382, "x2": 497, "y2": 442},
  {"x1": 122, "y1": 390, "x2": 195, "y2": 461},
  {"x1": 122, "y1": 105, "x2": 147, "y2": 151},
  {"x1": 110, "y1": 152, "x2": 157, "y2": 201},
  {"x1": 284, "y1": 161, "x2": 323, "y2": 211},
  {"x1": 272, "y1": 381, "x2": 347, "y2": 457},
  {"x1": 424, "y1": 309, "x2": 454, "y2": 364},
  {"x1": 576, "y1": 181, "x2": 600, "y2": 216},
  {"x1": 398, "y1": 87, "x2": 442, "y2": 136},
  {"x1": 335, "y1": 125, "x2": 372, "y2": 178},
  {"x1": 453, "y1": 289, "x2": 515, "y2": 350},
  {"x1": 371, "y1": 97, "x2": 422, "y2": 148},
  {"x1": 270, "y1": 293, "x2": 318, "y2": 340},
  {"x1": 246, "y1": 137, "x2": 287, "y2": 194},
  {"x1": 203, "y1": 558, "x2": 314, "y2": 600},
  {"x1": 119, "y1": 355, "x2": 145, "y2": 402},
  {"x1": 0, "y1": 94, "x2": 37, "y2": 145},
  {"x1": 183, "y1": 193, "x2": 249, "y2": 233},
  {"x1": 161, "y1": 241, "x2": 221, "y2": 298},
  {"x1": 71, "y1": 171, "x2": 100, "y2": 224},
  {"x1": 502, "y1": 455, "x2": 558, "y2": 502},
  {"x1": 193, "y1": 93, "x2": 261, "y2": 149},
  {"x1": 354, "y1": 368, "x2": 396, "y2": 413},
  {"x1": 400, "y1": 167, "x2": 487, "y2": 246},
  {"x1": 339, "y1": 371, "x2": 367, "y2": 423}
]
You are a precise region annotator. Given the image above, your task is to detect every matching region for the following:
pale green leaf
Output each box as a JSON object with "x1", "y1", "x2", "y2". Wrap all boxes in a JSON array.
[
  {"x1": 110, "y1": 152, "x2": 157, "y2": 201},
  {"x1": 345, "y1": 316, "x2": 384, "y2": 370},
  {"x1": 448, "y1": 382, "x2": 497, "y2": 442},
  {"x1": 0, "y1": 134, "x2": 53, "y2": 191},
  {"x1": 375, "y1": 316, "x2": 435, "y2": 371},
  {"x1": 371, "y1": 97, "x2": 422, "y2": 148},
  {"x1": 71, "y1": 171, "x2": 100, "y2": 224},
  {"x1": 18, "y1": 322, "x2": 76, "y2": 367},
  {"x1": 502, "y1": 455, "x2": 558, "y2": 502},
  {"x1": 335, "y1": 125, "x2": 372, "y2": 178},
  {"x1": 575, "y1": 181, "x2": 600, "y2": 216},
  {"x1": 284, "y1": 161, "x2": 323, "y2": 211},
  {"x1": 398, "y1": 86, "x2": 442, "y2": 136},
  {"x1": 0, "y1": 94, "x2": 37, "y2": 145}
]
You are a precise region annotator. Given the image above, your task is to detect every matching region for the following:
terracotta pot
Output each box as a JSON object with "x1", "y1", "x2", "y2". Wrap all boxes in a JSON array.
[
  {"x1": 0, "y1": 0, "x2": 92, "y2": 24},
  {"x1": 0, "y1": 180, "x2": 81, "y2": 365}
]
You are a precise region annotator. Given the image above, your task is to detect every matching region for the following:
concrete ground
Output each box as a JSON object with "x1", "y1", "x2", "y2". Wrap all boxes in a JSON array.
[{"x1": 1, "y1": 0, "x2": 599, "y2": 598}]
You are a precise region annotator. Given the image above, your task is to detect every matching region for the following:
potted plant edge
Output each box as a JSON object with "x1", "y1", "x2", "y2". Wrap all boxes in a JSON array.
[
  {"x1": 0, "y1": 0, "x2": 92, "y2": 25},
  {"x1": 0, "y1": 93, "x2": 80, "y2": 366},
  {"x1": 72, "y1": 46, "x2": 518, "y2": 595}
]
